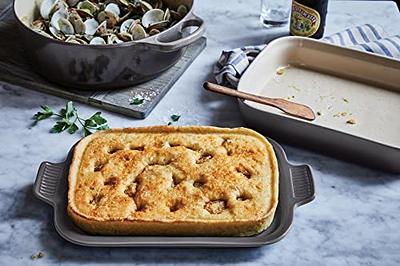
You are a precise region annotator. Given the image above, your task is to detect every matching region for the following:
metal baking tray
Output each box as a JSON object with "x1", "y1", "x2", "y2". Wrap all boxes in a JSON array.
[
  {"x1": 33, "y1": 138, "x2": 315, "y2": 247},
  {"x1": 238, "y1": 37, "x2": 400, "y2": 173}
]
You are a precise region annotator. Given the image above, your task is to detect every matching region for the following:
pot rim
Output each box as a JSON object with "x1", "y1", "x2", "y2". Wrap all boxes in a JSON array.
[{"x1": 13, "y1": 0, "x2": 197, "y2": 49}]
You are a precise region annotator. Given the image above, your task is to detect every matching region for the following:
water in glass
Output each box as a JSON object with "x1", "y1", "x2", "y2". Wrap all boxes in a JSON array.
[{"x1": 260, "y1": 0, "x2": 291, "y2": 27}]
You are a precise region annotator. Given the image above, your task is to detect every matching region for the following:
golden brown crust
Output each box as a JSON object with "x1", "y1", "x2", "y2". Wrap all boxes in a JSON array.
[{"x1": 67, "y1": 126, "x2": 279, "y2": 236}]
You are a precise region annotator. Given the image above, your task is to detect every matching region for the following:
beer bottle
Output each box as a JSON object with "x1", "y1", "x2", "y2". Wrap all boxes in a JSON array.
[{"x1": 290, "y1": 0, "x2": 329, "y2": 39}]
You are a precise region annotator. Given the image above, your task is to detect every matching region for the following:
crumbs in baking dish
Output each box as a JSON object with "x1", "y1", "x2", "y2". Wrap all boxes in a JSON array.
[
  {"x1": 346, "y1": 119, "x2": 356, "y2": 125},
  {"x1": 276, "y1": 65, "x2": 290, "y2": 75}
]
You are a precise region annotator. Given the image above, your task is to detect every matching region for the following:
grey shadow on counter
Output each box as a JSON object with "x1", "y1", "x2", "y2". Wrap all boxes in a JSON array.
[
  {"x1": 1, "y1": 184, "x2": 266, "y2": 264},
  {"x1": 33, "y1": 202, "x2": 267, "y2": 265},
  {"x1": 5, "y1": 185, "x2": 265, "y2": 264},
  {"x1": 282, "y1": 144, "x2": 400, "y2": 183}
]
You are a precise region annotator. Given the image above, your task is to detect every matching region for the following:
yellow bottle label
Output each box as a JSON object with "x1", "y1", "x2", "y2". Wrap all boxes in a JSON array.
[{"x1": 290, "y1": 0, "x2": 321, "y2": 37}]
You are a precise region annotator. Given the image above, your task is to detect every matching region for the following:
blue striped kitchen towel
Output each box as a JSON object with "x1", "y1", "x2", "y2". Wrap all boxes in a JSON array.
[{"x1": 214, "y1": 24, "x2": 400, "y2": 87}]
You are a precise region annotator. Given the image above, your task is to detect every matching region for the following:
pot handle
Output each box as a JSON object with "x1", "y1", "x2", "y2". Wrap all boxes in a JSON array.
[
  {"x1": 289, "y1": 164, "x2": 316, "y2": 207},
  {"x1": 33, "y1": 161, "x2": 65, "y2": 206},
  {"x1": 140, "y1": 13, "x2": 205, "y2": 51}
]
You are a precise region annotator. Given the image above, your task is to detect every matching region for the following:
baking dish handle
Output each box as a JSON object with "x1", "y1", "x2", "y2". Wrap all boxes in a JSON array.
[
  {"x1": 33, "y1": 161, "x2": 65, "y2": 206},
  {"x1": 289, "y1": 164, "x2": 315, "y2": 207},
  {"x1": 139, "y1": 13, "x2": 205, "y2": 52}
]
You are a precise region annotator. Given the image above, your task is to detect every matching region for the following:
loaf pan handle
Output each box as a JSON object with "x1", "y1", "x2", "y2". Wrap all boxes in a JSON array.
[
  {"x1": 140, "y1": 13, "x2": 205, "y2": 52},
  {"x1": 289, "y1": 164, "x2": 315, "y2": 207},
  {"x1": 33, "y1": 161, "x2": 65, "y2": 206}
]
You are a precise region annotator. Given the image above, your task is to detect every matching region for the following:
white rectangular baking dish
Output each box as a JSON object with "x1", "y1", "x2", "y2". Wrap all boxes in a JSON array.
[{"x1": 238, "y1": 37, "x2": 400, "y2": 172}]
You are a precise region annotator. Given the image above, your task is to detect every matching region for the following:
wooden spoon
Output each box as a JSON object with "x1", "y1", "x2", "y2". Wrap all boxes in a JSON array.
[{"x1": 203, "y1": 82, "x2": 315, "y2": 121}]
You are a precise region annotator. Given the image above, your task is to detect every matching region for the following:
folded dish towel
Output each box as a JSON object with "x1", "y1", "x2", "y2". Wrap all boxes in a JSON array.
[{"x1": 214, "y1": 24, "x2": 400, "y2": 87}]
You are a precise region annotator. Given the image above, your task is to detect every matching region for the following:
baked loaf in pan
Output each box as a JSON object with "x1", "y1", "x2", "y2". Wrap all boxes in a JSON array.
[{"x1": 68, "y1": 126, "x2": 279, "y2": 236}]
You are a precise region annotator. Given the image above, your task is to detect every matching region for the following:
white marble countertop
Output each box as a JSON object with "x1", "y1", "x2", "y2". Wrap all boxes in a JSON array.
[{"x1": 1, "y1": 1, "x2": 400, "y2": 265}]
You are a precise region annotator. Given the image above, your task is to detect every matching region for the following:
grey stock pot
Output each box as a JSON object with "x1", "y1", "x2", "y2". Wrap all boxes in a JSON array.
[{"x1": 13, "y1": 0, "x2": 205, "y2": 89}]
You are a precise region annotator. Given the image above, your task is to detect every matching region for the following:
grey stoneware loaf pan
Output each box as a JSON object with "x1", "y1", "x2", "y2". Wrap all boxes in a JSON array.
[
  {"x1": 238, "y1": 37, "x2": 400, "y2": 173},
  {"x1": 13, "y1": 0, "x2": 205, "y2": 89},
  {"x1": 33, "y1": 138, "x2": 315, "y2": 247}
]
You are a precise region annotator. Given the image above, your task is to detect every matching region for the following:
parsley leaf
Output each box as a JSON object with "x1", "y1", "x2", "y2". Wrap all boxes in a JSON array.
[
  {"x1": 130, "y1": 97, "x2": 145, "y2": 105},
  {"x1": 170, "y1": 114, "x2": 181, "y2": 122},
  {"x1": 65, "y1": 101, "x2": 76, "y2": 118},
  {"x1": 32, "y1": 102, "x2": 110, "y2": 137},
  {"x1": 67, "y1": 123, "x2": 79, "y2": 134},
  {"x1": 84, "y1": 112, "x2": 108, "y2": 133},
  {"x1": 84, "y1": 119, "x2": 97, "y2": 128},
  {"x1": 83, "y1": 128, "x2": 92, "y2": 137},
  {"x1": 167, "y1": 114, "x2": 181, "y2": 125},
  {"x1": 90, "y1": 112, "x2": 107, "y2": 125},
  {"x1": 32, "y1": 105, "x2": 54, "y2": 122},
  {"x1": 97, "y1": 124, "x2": 110, "y2": 130},
  {"x1": 51, "y1": 121, "x2": 69, "y2": 133}
]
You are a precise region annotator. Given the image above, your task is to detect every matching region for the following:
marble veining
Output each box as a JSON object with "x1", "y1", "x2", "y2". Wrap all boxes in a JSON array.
[{"x1": 0, "y1": 1, "x2": 400, "y2": 265}]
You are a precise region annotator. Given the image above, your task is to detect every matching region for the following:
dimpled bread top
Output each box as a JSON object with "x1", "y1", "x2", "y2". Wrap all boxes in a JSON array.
[{"x1": 68, "y1": 126, "x2": 278, "y2": 223}]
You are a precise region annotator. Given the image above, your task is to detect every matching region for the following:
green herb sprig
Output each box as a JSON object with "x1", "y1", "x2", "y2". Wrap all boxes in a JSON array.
[
  {"x1": 129, "y1": 97, "x2": 145, "y2": 105},
  {"x1": 167, "y1": 114, "x2": 181, "y2": 125},
  {"x1": 32, "y1": 101, "x2": 109, "y2": 136}
]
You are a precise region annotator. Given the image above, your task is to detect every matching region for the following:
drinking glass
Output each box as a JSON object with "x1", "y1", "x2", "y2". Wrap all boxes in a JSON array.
[{"x1": 260, "y1": 0, "x2": 291, "y2": 28}]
